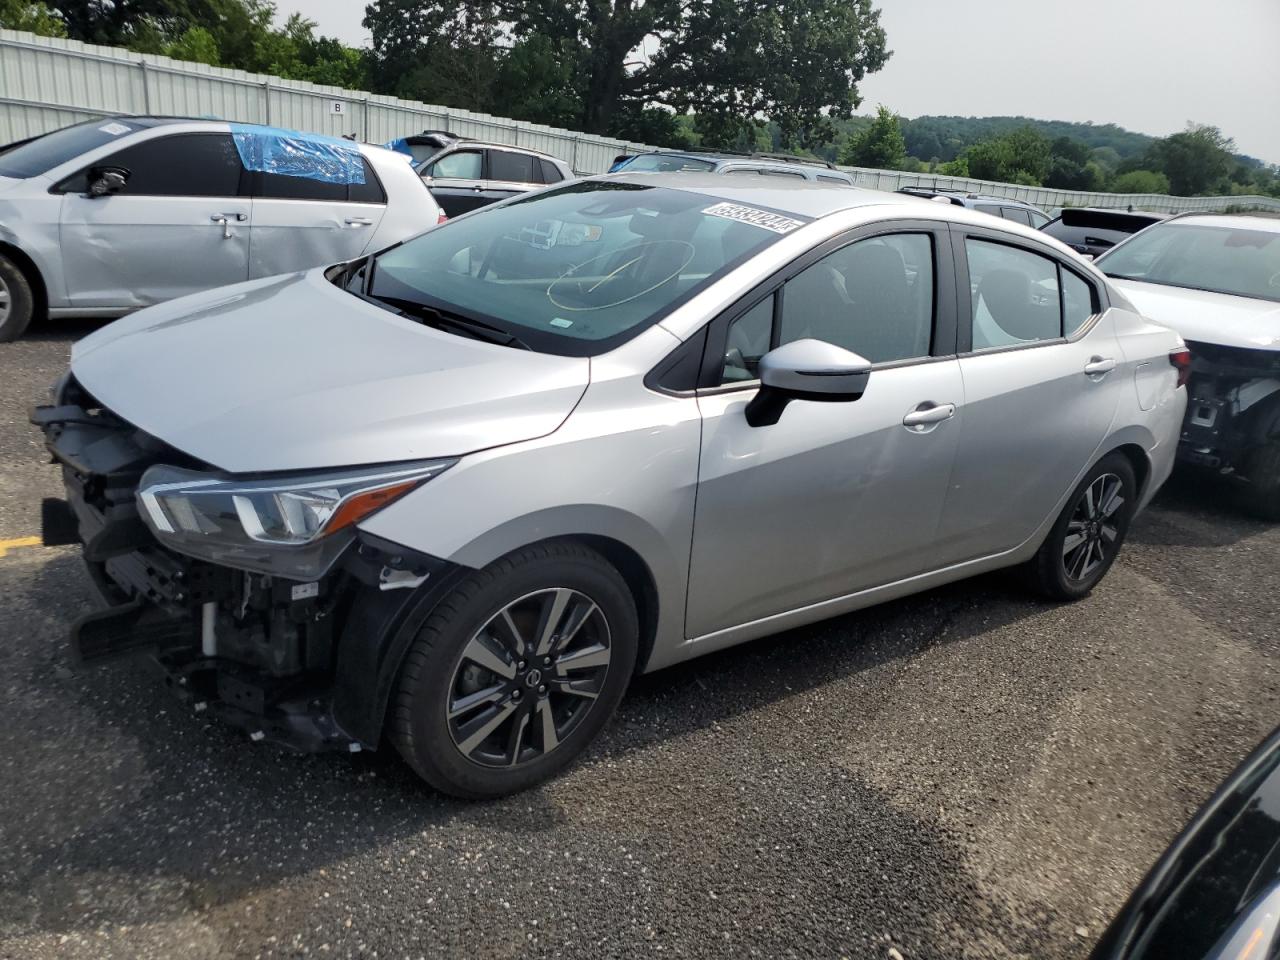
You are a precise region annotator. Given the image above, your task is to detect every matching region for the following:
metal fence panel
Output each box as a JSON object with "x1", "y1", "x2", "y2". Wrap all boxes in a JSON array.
[{"x1": 1, "y1": 28, "x2": 1277, "y2": 213}]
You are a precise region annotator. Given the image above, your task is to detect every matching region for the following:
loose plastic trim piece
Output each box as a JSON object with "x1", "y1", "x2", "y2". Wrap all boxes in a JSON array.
[{"x1": 230, "y1": 123, "x2": 365, "y2": 185}]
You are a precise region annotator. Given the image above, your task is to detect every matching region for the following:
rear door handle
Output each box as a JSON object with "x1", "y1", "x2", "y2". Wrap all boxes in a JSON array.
[
  {"x1": 344, "y1": 217, "x2": 374, "y2": 226},
  {"x1": 1084, "y1": 356, "x2": 1117, "y2": 376},
  {"x1": 903, "y1": 402, "x2": 956, "y2": 432}
]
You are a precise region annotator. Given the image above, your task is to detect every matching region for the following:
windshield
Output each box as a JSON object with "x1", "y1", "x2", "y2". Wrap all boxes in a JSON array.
[
  {"x1": 362, "y1": 180, "x2": 803, "y2": 355},
  {"x1": 1099, "y1": 222, "x2": 1280, "y2": 303},
  {"x1": 0, "y1": 118, "x2": 146, "y2": 178},
  {"x1": 621, "y1": 154, "x2": 716, "y2": 173}
]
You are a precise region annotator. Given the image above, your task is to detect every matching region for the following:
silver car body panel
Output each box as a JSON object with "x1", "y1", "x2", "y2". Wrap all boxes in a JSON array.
[
  {"x1": 69, "y1": 270, "x2": 590, "y2": 473},
  {"x1": 0, "y1": 119, "x2": 439, "y2": 315},
  {"x1": 64, "y1": 174, "x2": 1186, "y2": 674},
  {"x1": 1109, "y1": 277, "x2": 1280, "y2": 352}
]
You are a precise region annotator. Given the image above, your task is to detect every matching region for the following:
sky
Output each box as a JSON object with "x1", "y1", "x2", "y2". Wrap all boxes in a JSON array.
[{"x1": 279, "y1": 0, "x2": 1280, "y2": 163}]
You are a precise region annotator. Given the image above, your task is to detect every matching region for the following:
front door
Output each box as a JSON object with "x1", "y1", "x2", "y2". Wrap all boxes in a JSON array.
[
  {"x1": 938, "y1": 228, "x2": 1124, "y2": 559},
  {"x1": 58, "y1": 132, "x2": 250, "y2": 308},
  {"x1": 686, "y1": 225, "x2": 964, "y2": 639}
]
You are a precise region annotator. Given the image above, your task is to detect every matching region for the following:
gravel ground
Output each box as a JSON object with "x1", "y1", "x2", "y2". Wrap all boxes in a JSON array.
[{"x1": 1, "y1": 318, "x2": 1277, "y2": 960}]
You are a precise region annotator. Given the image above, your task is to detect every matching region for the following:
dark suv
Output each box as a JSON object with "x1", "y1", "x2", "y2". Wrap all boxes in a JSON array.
[
  {"x1": 896, "y1": 187, "x2": 1051, "y2": 227},
  {"x1": 1041, "y1": 207, "x2": 1169, "y2": 258},
  {"x1": 402, "y1": 132, "x2": 574, "y2": 217}
]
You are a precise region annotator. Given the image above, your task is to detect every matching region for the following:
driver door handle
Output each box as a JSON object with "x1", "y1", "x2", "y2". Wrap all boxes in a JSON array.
[
  {"x1": 210, "y1": 212, "x2": 246, "y2": 239},
  {"x1": 344, "y1": 217, "x2": 374, "y2": 226},
  {"x1": 1084, "y1": 356, "x2": 1117, "y2": 376},
  {"x1": 903, "y1": 402, "x2": 956, "y2": 431}
]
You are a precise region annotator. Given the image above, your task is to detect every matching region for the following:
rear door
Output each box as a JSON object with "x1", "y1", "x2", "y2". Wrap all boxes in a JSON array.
[
  {"x1": 422, "y1": 148, "x2": 487, "y2": 216},
  {"x1": 58, "y1": 132, "x2": 250, "y2": 308},
  {"x1": 939, "y1": 225, "x2": 1123, "y2": 560},
  {"x1": 483, "y1": 149, "x2": 540, "y2": 205},
  {"x1": 248, "y1": 155, "x2": 388, "y2": 277}
]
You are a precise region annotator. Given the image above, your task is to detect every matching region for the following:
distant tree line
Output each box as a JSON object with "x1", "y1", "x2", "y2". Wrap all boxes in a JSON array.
[
  {"x1": 3, "y1": 0, "x2": 1275, "y2": 197},
  {"x1": 837, "y1": 109, "x2": 1279, "y2": 199}
]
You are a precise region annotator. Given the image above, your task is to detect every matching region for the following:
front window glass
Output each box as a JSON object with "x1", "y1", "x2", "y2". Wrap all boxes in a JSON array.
[
  {"x1": 621, "y1": 154, "x2": 716, "y2": 173},
  {"x1": 364, "y1": 182, "x2": 798, "y2": 356},
  {"x1": 63, "y1": 133, "x2": 243, "y2": 197},
  {"x1": 776, "y1": 233, "x2": 935, "y2": 364},
  {"x1": 0, "y1": 118, "x2": 148, "y2": 178},
  {"x1": 429, "y1": 150, "x2": 482, "y2": 179},
  {"x1": 1099, "y1": 223, "x2": 1280, "y2": 303}
]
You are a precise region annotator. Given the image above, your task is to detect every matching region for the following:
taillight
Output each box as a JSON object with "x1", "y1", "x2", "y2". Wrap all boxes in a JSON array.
[
  {"x1": 1169, "y1": 348, "x2": 1192, "y2": 388},
  {"x1": 437, "y1": 210, "x2": 448, "y2": 225}
]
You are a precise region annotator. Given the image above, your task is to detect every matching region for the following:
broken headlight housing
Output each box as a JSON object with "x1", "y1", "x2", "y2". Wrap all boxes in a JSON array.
[{"x1": 136, "y1": 460, "x2": 455, "y2": 580}]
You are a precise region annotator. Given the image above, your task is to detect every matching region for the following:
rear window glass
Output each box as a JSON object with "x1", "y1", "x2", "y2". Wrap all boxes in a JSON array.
[
  {"x1": 489, "y1": 150, "x2": 536, "y2": 184},
  {"x1": 539, "y1": 158, "x2": 564, "y2": 184},
  {"x1": 0, "y1": 118, "x2": 148, "y2": 178}
]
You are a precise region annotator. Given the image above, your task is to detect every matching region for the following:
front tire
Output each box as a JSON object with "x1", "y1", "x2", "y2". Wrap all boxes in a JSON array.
[
  {"x1": 1023, "y1": 453, "x2": 1137, "y2": 601},
  {"x1": 390, "y1": 541, "x2": 638, "y2": 799},
  {"x1": 0, "y1": 254, "x2": 35, "y2": 343}
]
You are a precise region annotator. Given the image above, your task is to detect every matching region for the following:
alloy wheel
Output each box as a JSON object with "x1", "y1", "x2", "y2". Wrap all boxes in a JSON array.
[
  {"x1": 446, "y1": 587, "x2": 612, "y2": 768},
  {"x1": 1063, "y1": 472, "x2": 1125, "y2": 582},
  {"x1": 0, "y1": 272, "x2": 10, "y2": 325}
]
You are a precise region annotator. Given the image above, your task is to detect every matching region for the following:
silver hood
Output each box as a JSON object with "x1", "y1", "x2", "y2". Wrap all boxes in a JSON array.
[
  {"x1": 71, "y1": 269, "x2": 590, "y2": 473},
  {"x1": 1109, "y1": 278, "x2": 1280, "y2": 351}
]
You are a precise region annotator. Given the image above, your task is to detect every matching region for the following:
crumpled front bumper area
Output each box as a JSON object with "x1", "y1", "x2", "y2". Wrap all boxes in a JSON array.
[{"x1": 31, "y1": 395, "x2": 373, "y2": 753}]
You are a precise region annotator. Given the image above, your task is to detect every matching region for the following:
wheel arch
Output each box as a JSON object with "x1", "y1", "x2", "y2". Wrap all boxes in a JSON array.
[
  {"x1": 1109, "y1": 442, "x2": 1152, "y2": 502},
  {"x1": 0, "y1": 241, "x2": 48, "y2": 322}
]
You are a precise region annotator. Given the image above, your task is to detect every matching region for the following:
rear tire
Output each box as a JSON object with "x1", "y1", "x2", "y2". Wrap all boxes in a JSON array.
[
  {"x1": 1023, "y1": 453, "x2": 1137, "y2": 601},
  {"x1": 0, "y1": 254, "x2": 35, "y2": 343},
  {"x1": 1241, "y1": 442, "x2": 1280, "y2": 522},
  {"x1": 390, "y1": 540, "x2": 638, "y2": 799}
]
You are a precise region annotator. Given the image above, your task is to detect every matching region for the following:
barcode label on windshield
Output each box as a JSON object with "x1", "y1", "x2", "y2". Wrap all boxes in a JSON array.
[{"x1": 702, "y1": 202, "x2": 805, "y2": 234}]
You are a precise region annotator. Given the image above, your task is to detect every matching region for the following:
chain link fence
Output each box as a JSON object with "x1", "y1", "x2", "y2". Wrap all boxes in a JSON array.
[{"x1": 3, "y1": 29, "x2": 1278, "y2": 214}]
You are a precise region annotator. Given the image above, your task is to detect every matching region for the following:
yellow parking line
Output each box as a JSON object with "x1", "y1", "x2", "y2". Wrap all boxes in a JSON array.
[{"x1": 0, "y1": 536, "x2": 43, "y2": 558}]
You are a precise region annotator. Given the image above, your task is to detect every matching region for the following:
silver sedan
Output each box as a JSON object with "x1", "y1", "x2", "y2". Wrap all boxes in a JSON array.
[{"x1": 37, "y1": 174, "x2": 1188, "y2": 797}]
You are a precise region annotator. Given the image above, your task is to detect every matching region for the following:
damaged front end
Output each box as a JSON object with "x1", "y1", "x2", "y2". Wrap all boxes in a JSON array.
[
  {"x1": 1179, "y1": 341, "x2": 1280, "y2": 472},
  {"x1": 32, "y1": 376, "x2": 463, "y2": 753}
]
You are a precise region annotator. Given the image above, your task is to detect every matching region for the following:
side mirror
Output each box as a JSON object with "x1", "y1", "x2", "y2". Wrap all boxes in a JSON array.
[
  {"x1": 744, "y1": 338, "x2": 872, "y2": 428},
  {"x1": 87, "y1": 166, "x2": 129, "y2": 198}
]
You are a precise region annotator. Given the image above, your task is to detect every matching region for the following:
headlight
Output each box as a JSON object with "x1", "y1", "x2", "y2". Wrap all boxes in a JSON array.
[{"x1": 136, "y1": 460, "x2": 455, "y2": 580}]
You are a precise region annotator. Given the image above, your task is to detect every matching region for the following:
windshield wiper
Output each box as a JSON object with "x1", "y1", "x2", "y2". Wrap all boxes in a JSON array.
[{"x1": 366, "y1": 295, "x2": 531, "y2": 350}]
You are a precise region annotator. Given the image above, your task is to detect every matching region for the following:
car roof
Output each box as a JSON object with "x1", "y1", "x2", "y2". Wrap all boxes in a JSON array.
[
  {"x1": 599, "y1": 172, "x2": 930, "y2": 218},
  {"x1": 1168, "y1": 213, "x2": 1280, "y2": 232},
  {"x1": 418, "y1": 138, "x2": 566, "y2": 164}
]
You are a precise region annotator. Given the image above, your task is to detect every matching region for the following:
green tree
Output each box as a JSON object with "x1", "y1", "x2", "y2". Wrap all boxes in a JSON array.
[
  {"x1": 962, "y1": 126, "x2": 1051, "y2": 184},
  {"x1": 165, "y1": 25, "x2": 220, "y2": 64},
  {"x1": 1146, "y1": 123, "x2": 1235, "y2": 195},
  {"x1": 840, "y1": 105, "x2": 906, "y2": 168},
  {"x1": 1110, "y1": 170, "x2": 1171, "y2": 194},
  {"x1": 0, "y1": 0, "x2": 66, "y2": 35},
  {"x1": 1045, "y1": 136, "x2": 1101, "y2": 190}
]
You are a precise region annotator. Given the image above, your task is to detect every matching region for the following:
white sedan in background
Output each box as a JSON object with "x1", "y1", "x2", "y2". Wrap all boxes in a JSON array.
[
  {"x1": 0, "y1": 116, "x2": 442, "y2": 340},
  {"x1": 1096, "y1": 214, "x2": 1280, "y2": 517}
]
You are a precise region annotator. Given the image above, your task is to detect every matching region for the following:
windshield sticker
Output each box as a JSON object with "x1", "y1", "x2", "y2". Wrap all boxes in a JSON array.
[
  {"x1": 702, "y1": 202, "x2": 805, "y2": 234},
  {"x1": 98, "y1": 122, "x2": 131, "y2": 136},
  {"x1": 550, "y1": 317, "x2": 574, "y2": 328}
]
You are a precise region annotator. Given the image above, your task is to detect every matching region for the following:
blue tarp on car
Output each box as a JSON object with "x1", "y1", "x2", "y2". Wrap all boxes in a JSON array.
[{"x1": 230, "y1": 124, "x2": 366, "y2": 184}]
